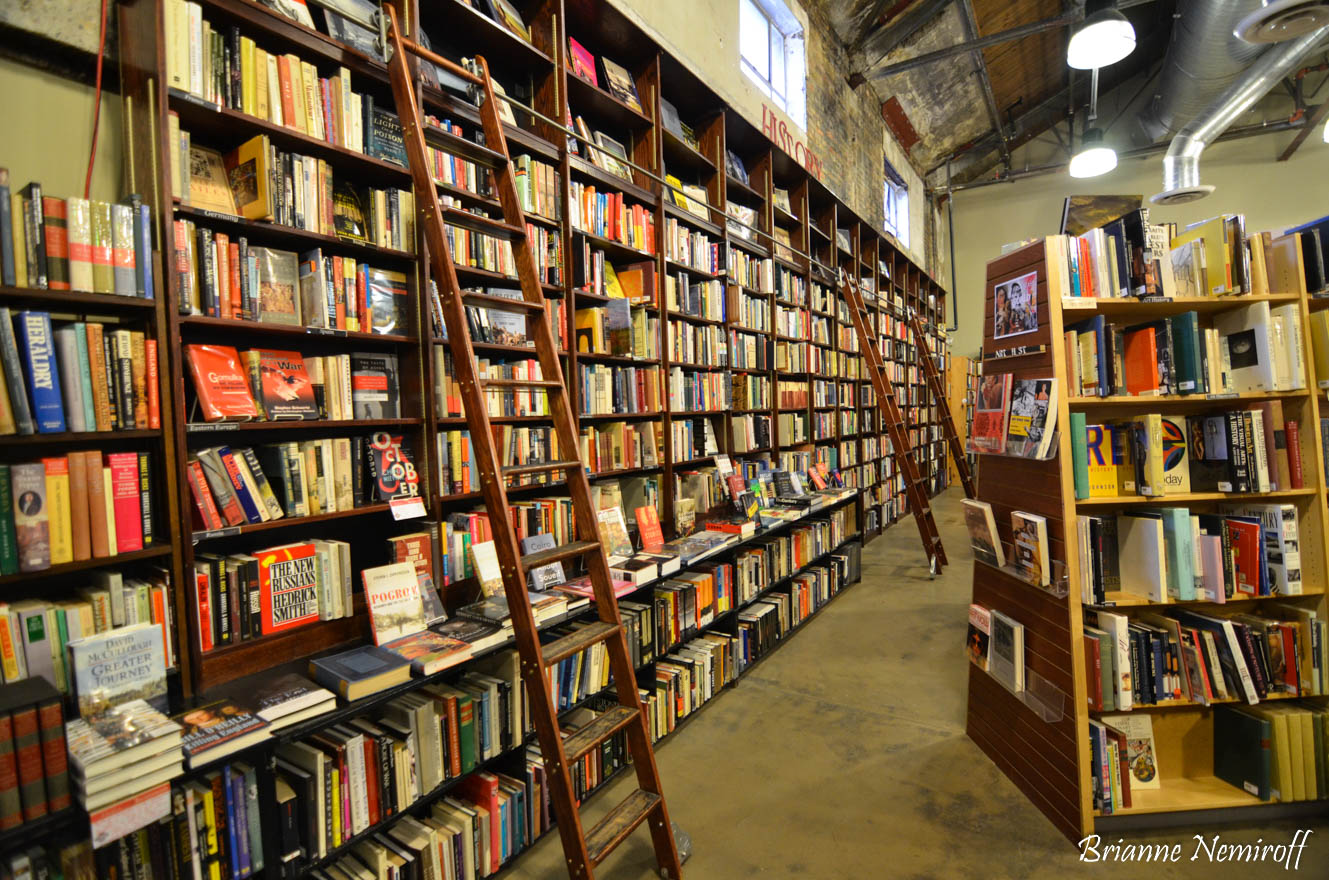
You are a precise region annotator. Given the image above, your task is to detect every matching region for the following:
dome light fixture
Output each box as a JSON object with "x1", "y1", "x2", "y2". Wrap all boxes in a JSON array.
[
  {"x1": 1234, "y1": 0, "x2": 1329, "y2": 44},
  {"x1": 1067, "y1": 2, "x2": 1136, "y2": 70},
  {"x1": 1069, "y1": 128, "x2": 1118, "y2": 178}
]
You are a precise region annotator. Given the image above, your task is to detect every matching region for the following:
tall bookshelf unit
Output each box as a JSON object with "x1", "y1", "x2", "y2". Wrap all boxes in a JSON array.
[{"x1": 966, "y1": 235, "x2": 1329, "y2": 843}]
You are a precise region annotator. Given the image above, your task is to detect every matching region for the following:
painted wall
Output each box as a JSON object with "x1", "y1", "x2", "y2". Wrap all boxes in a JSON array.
[
  {"x1": 0, "y1": 56, "x2": 125, "y2": 204},
  {"x1": 948, "y1": 130, "x2": 1329, "y2": 357},
  {"x1": 609, "y1": 0, "x2": 930, "y2": 269}
]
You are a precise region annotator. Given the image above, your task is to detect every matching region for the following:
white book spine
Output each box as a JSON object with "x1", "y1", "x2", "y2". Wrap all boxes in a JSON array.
[{"x1": 1220, "y1": 619, "x2": 1259, "y2": 704}]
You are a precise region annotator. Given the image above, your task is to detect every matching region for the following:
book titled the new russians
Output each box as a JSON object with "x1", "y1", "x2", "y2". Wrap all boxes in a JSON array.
[{"x1": 257, "y1": 543, "x2": 321, "y2": 636}]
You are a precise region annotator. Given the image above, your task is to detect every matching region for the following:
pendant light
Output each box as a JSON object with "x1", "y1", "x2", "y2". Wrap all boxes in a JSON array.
[
  {"x1": 1069, "y1": 70, "x2": 1118, "y2": 178},
  {"x1": 1067, "y1": 1, "x2": 1136, "y2": 70}
]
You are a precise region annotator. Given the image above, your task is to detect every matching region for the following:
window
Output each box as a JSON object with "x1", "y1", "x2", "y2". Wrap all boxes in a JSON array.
[
  {"x1": 883, "y1": 159, "x2": 910, "y2": 248},
  {"x1": 740, "y1": 0, "x2": 806, "y2": 128}
]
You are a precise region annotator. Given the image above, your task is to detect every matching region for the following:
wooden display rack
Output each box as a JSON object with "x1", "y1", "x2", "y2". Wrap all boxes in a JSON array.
[{"x1": 966, "y1": 234, "x2": 1329, "y2": 842}]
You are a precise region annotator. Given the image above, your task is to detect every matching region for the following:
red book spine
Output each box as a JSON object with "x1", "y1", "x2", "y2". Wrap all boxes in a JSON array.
[
  {"x1": 362, "y1": 738, "x2": 379, "y2": 825},
  {"x1": 187, "y1": 460, "x2": 225, "y2": 530},
  {"x1": 197, "y1": 570, "x2": 214, "y2": 652},
  {"x1": 229, "y1": 242, "x2": 242, "y2": 320},
  {"x1": 173, "y1": 220, "x2": 190, "y2": 305},
  {"x1": 145, "y1": 338, "x2": 161, "y2": 429},
  {"x1": 107, "y1": 451, "x2": 144, "y2": 553},
  {"x1": 1084, "y1": 638, "x2": 1103, "y2": 711},
  {"x1": 0, "y1": 714, "x2": 20, "y2": 831},
  {"x1": 1285, "y1": 420, "x2": 1304, "y2": 488},
  {"x1": 36, "y1": 698, "x2": 69, "y2": 812},
  {"x1": 12, "y1": 706, "x2": 46, "y2": 822},
  {"x1": 41, "y1": 197, "x2": 70, "y2": 290}
]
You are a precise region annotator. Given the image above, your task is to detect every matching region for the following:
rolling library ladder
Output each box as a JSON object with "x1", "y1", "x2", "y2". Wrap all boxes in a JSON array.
[
  {"x1": 908, "y1": 311, "x2": 976, "y2": 501},
  {"x1": 384, "y1": 10, "x2": 683, "y2": 879}
]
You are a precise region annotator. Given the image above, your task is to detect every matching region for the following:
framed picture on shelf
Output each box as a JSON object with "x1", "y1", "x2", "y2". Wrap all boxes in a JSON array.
[{"x1": 993, "y1": 270, "x2": 1038, "y2": 339}]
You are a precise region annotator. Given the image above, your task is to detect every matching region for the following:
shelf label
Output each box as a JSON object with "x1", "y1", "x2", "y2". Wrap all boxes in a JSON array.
[
  {"x1": 192, "y1": 526, "x2": 242, "y2": 544},
  {"x1": 1140, "y1": 296, "x2": 1168, "y2": 302},
  {"x1": 169, "y1": 87, "x2": 221, "y2": 113},
  {"x1": 187, "y1": 422, "x2": 240, "y2": 433},
  {"x1": 390, "y1": 497, "x2": 428, "y2": 520},
  {"x1": 307, "y1": 327, "x2": 349, "y2": 337},
  {"x1": 1206, "y1": 392, "x2": 1238, "y2": 400},
  {"x1": 1061, "y1": 297, "x2": 1096, "y2": 310}
]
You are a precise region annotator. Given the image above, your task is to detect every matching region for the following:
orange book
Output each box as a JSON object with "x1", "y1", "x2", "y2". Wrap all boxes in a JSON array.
[
  {"x1": 277, "y1": 54, "x2": 297, "y2": 132},
  {"x1": 214, "y1": 232, "x2": 231, "y2": 319},
  {"x1": 83, "y1": 451, "x2": 110, "y2": 558},
  {"x1": 145, "y1": 338, "x2": 161, "y2": 429},
  {"x1": 1123, "y1": 327, "x2": 1159, "y2": 396},
  {"x1": 1079, "y1": 237, "x2": 1094, "y2": 299},
  {"x1": 229, "y1": 241, "x2": 242, "y2": 318},
  {"x1": 85, "y1": 322, "x2": 113, "y2": 432},
  {"x1": 184, "y1": 344, "x2": 259, "y2": 422},
  {"x1": 635, "y1": 505, "x2": 664, "y2": 552},
  {"x1": 332, "y1": 256, "x2": 346, "y2": 328},
  {"x1": 67, "y1": 451, "x2": 91, "y2": 561}
]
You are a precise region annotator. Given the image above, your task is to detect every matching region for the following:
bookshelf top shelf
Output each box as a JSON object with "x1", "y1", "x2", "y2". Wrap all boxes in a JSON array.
[
  {"x1": 1075, "y1": 488, "x2": 1317, "y2": 506},
  {"x1": 1063, "y1": 293, "x2": 1301, "y2": 317},
  {"x1": 1067, "y1": 389, "x2": 1310, "y2": 409}
]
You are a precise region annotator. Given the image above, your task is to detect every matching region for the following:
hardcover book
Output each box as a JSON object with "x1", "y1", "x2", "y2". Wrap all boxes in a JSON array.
[
  {"x1": 233, "y1": 672, "x2": 334, "y2": 723},
  {"x1": 596, "y1": 507, "x2": 633, "y2": 562},
  {"x1": 989, "y1": 610, "x2": 1025, "y2": 693},
  {"x1": 367, "y1": 434, "x2": 420, "y2": 501},
  {"x1": 185, "y1": 344, "x2": 259, "y2": 422},
  {"x1": 350, "y1": 353, "x2": 401, "y2": 419},
  {"x1": 16, "y1": 311, "x2": 64, "y2": 433},
  {"x1": 66, "y1": 623, "x2": 168, "y2": 720},
  {"x1": 567, "y1": 38, "x2": 597, "y2": 86},
  {"x1": 244, "y1": 349, "x2": 318, "y2": 420},
  {"x1": 961, "y1": 499, "x2": 1004, "y2": 568},
  {"x1": 177, "y1": 700, "x2": 270, "y2": 767},
  {"x1": 256, "y1": 543, "x2": 321, "y2": 635},
  {"x1": 1005, "y1": 378, "x2": 1057, "y2": 459},
  {"x1": 366, "y1": 267, "x2": 409, "y2": 335},
  {"x1": 186, "y1": 146, "x2": 238, "y2": 215},
  {"x1": 967, "y1": 604, "x2": 991, "y2": 671},
  {"x1": 362, "y1": 561, "x2": 426, "y2": 645},
  {"x1": 11, "y1": 461, "x2": 49, "y2": 572},
  {"x1": 253, "y1": 247, "x2": 301, "y2": 326},
  {"x1": 1010, "y1": 511, "x2": 1050, "y2": 587},
  {"x1": 469, "y1": 541, "x2": 504, "y2": 598},
  {"x1": 598, "y1": 56, "x2": 642, "y2": 111},
  {"x1": 307, "y1": 645, "x2": 411, "y2": 701}
]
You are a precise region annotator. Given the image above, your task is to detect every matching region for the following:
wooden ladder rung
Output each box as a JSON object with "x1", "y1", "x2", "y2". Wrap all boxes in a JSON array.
[
  {"x1": 459, "y1": 291, "x2": 545, "y2": 312},
  {"x1": 442, "y1": 207, "x2": 527, "y2": 241},
  {"x1": 501, "y1": 458, "x2": 581, "y2": 477},
  {"x1": 483, "y1": 377, "x2": 565, "y2": 389},
  {"x1": 585, "y1": 789, "x2": 662, "y2": 866},
  {"x1": 521, "y1": 539, "x2": 599, "y2": 570},
  {"x1": 562, "y1": 705, "x2": 639, "y2": 763},
  {"x1": 422, "y1": 123, "x2": 507, "y2": 167},
  {"x1": 542, "y1": 621, "x2": 621, "y2": 666}
]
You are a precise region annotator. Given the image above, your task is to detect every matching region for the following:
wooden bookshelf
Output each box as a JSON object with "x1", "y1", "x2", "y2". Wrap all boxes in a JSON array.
[{"x1": 966, "y1": 233, "x2": 1329, "y2": 844}]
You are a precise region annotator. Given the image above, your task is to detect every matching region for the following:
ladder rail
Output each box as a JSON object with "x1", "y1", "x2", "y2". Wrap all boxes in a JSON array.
[
  {"x1": 908, "y1": 312, "x2": 976, "y2": 499},
  {"x1": 385, "y1": 10, "x2": 682, "y2": 878},
  {"x1": 840, "y1": 272, "x2": 946, "y2": 569}
]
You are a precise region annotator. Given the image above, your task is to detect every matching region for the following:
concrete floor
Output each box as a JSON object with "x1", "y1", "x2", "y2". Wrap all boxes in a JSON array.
[{"x1": 508, "y1": 488, "x2": 1329, "y2": 879}]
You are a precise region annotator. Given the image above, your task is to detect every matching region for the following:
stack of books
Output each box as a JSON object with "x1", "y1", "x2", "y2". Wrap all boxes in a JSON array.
[{"x1": 0, "y1": 677, "x2": 70, "y2": 830}]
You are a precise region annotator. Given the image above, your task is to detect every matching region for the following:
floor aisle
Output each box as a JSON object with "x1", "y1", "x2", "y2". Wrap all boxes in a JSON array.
[{"x1": 508, "y1": 488, "x2": 1329, "y2": 879}]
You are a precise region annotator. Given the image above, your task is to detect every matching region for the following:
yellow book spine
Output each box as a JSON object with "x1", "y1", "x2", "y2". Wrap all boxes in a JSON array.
[
  {"x1": 43, "y1": 458, "x2": 72, "y2": 565},
  {"x1": 254, "y1": 48, "x2": 269, "y2": 121},
  {"x1": 240, "y1": 36, "x2": 256, "y2": 116},
  {"x1": 0, "y1": 606, "x2": 20, "y2": 682}
]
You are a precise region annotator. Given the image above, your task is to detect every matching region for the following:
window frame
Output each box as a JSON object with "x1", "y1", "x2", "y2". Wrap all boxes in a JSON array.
[
  {"x1": 739, "y1": 0, "x2": 806, "y2": 128},
  {"x1": 883, "y1": 160, "x2": 910, "y2": 248}
]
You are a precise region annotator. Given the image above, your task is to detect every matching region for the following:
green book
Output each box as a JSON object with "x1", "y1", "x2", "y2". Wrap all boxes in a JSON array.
[
  {"x1": 1070, "y1": 412, "x2": 1089, "y2": 500},
  {"x1": 72, "y1": 323, "x2": 96, "y2": 431},
  {"x1": 1168, "y1": 311, "x2": 1202, "y2": 395},
  {"x1": 0, "y1": 464, "x2": 16, "y2": 575},
  {"x1": 1214, "y1": 705, "x2": 1272, "y2": 801},
  {"x1": 1141, "y1": 506, "x2": 1195, "y2": 600}
]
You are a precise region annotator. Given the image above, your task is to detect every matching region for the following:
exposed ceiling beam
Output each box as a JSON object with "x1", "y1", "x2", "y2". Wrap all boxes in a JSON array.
[
  {"x1": 956, "y1": 0, "x2": 1011, "y2": 172},
  {"x1": 856, "y1": 0, "x2": 954, "y2": 63},
  {"x1": 867, "y1": 11, "x2": 1077, "y2": 80},
  {"x1": 1278, "y1": 102, "x2": 1328, "y2": 160}
]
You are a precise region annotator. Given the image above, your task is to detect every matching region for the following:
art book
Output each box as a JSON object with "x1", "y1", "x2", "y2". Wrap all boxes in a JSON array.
[
  {"x1": 967, "y1": 604, "x2": 991, "y2": 671},
  {"x1": 367, "y1": 267, "x2": 410, "y2": 335},
  {"x1": 256, "y1": 543, "x2": 321, "y2": 635},
  {"x1": 244, "y1": 349, "x2": 318, "y2": 420},
  {"x1": 382, "y1": 630, "x2": 471, "y2": 676},
  {"x1": 1101, "y1": 714, "x2": 1160, "y2": 789},
  {"x1": 1005, "y1": 378, "x2": 1057, "y2": 459},
  {"x1": 993, "y1": 270, "x2": 1038, "y2": 339},
  {"x1": 253, "y1": 247, "x2": 301, "y2": 325},
  {"x1": 969, "y1": 373, "x2": 1012, "y2": 454},
  {"x1": 961, "y1": 499, "x2": 1003, "y2": 568},
  {"x1": 362, "y1": 561, "x2": 426, "y2": 645},
  {"x1": 350, "y1": 353, "x2": 401, "y2": 419},
  {"x1": 1011, "y1": 511, "x2": 1050, "y2": 587},
  {"x1": 67, "y1": 623, "x2": 168, "y2": 721},
  {"x1": 567, "y1": 37, "x2": 597, "y2": 86}
]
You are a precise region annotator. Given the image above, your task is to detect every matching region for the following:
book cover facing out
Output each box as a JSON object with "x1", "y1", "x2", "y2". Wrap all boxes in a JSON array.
[
  {"x1": 257, "y1": 543, "x2": 320, "y2": 635},
  {"x1": 68, "y1": 623, "x2": 168, "y2": 720}
]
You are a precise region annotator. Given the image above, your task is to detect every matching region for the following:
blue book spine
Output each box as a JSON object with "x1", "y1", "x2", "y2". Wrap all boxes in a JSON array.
[
  {"x1": 221, "y1": 764, "x2": 242, "y2": 879},
  {"x1": 137, "y1": 203, "x2": 154, "y2": 299},
  {"x1": 0, "y1": 171, "x2": 13, "y2": 286},
  {"x1": 230, "y1": 770, "x2": 251, "y2": 878},
  {"x1": 216, "y1": 446, "x2": 265, "y2": 523},
  {"x1": 16, "y1": 310, "x2": 65, "y2": 432}
]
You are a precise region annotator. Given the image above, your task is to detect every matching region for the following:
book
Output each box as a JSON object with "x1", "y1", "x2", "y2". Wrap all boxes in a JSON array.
[
  {"x1": 362, "y1": 561, "x2": 426, "y2": 645},
  {"x1": 969, "y1": 373, "x2": 1011, "y2": 454},
  {"x1": 256, "y1": 543, "x2": 321, "y2": 635},
  {"x1": 350, "y1": 353, "x2": 400, "y2": 419},
  {"x1": 178, "y1": 700, "x2": 270, "y2": 767},
  {"x1": 961, "y1": 499, "x2": 1003, "y2": 567},
  {"x1": 596, "y1": 507, "x2": 633, "y2": 562},
  {"x1": 308, "y1": 645, "x2": 411, "y2": 701},
  {"x1": 519, "y1": 533, "x2": 565, "y2": 591},
  {"x1": 598, "y1": 56, "x2": 642, "y2": 111},
  {"x1": 989, "y1": 610, "x2": 1025, "y2": 692},
  {"x1": 230, "y1": 672, "x2": 334, "y2": 724},
  {"x1": 244, "y1": 349, "x2": 318, "y2": 420},
  {"x1": 187, "y1": 146, "x2": 239, "y2": 214},
  {"x1": 381, "y1": 630, "x2": 472, "y2": 676},
  {"x1": 1005, "y1": 377, "x2": 1057, "y2": 458},
  {"x1": 15, "y1": 311, "x2": 64, "y2": 433},
  {"x1": 967, "y1": 604, "x2": 991, "y2": 671},
  {"x1": 63, "y1": 699, "x2": 182, "y2": 778},
  {"x1": 185, "y1": 345, "x2": 259, "y2": 422},
  {"x1": 469, "y1": 541, "x2": 504, "y2": 598},
  {"x1": 1010, "y1": 511, "x2": 1050, "y2": 587},
  {"x1": 66, "y1": 623, "x2": 168, "y2": 720},
  {"x1": 1101, "y1": 714, "x2": 1160, "y2": 790},
  {"x1": 567, "y1": 38, "x2": 597, "y2": 86}
]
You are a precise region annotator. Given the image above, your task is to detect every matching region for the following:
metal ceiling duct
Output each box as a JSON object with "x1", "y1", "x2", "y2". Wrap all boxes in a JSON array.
[
  {"x1": 1139, "y1": 0, "x2": 1267, "y2": 142},
  {"x1": 1152, "y1": 23, "x2": 1329, "y2": 204}
]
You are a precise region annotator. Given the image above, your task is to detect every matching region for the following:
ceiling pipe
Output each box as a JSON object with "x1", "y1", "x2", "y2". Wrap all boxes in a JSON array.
[{"x1": 1152, "y1": 23, "x2": 1329, "y2": 203}]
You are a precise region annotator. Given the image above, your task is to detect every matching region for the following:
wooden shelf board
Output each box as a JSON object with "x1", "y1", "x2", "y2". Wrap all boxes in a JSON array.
[
  {"x1": 1077, "y1": 488, "x2": 1317, "y2": 506},
  {"x1": 1094, "y1": 776, "x2": 1265, "y2": 816},
  {"x1": 177, "y1": 314, "x2": 415, "y2": 344},
  {"x1": 1094, "y1": 589, "x2": 1325, "y2": 608},
  {"x1": 0, "y1": 429, "x2": 161, "y2": 448},
  {"x1": 1064, "y1": 293, "x2": 1300, "y2": 318},
  {"x1": 1069, "y1": 390, "x2": 1310, "y2": 408},
  {"x1": 0, "y1": 285, "x2": 157, "y2": 312},
  {"x1": 0, "y1": 547, "x2": 173, "y2": 586}
]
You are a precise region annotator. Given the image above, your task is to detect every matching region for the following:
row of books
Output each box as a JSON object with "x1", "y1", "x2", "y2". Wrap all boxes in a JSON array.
[
  {"x1": 174, "y1": 129, "x2": 415, "y2": 253},
  {"x1": 0, "y1": 576, "x2": 176, "y2": 692},
  {"x1": 666, "y1": 275, "x2": 724, "y2": 322},
  {"x1": 578, "y1": 362, "x2": 662, "y2": 415},
  {"x1": 773, "y1": 266, "x2": 807, "y2": 305},
  {"x1": 727, "y1": 248, "x2": 775, "y2": 292},
  {"x1": 662, "y1": 220, "x2": 721, "y2": 274},
  {"x1": 1212, "y1": 703, "x2": 1329, "y2": 805},
  {"x1": 776, "y1": 340, "x2": 808, "y2": 372},
  {"x1": 732, "y1": 414, "x2": 772, "y2": 452},
  {"x1": 574, "y1": 301, "x2": 658, "y2": 359},
  {"x1": 0, "y1": 176, "x2": 152, "y2": 296},
  {"x1": 173, "y1": 221, "x2": 409, "y2": 332},
  {"x1": 568, "y1": 184, "x2": 655, "y2": 253},
  {"x1": 573, "y1": 247, "x2": 656, "y2": 304},
  {"x1": 2, "y1": 452, "x2": 155, "y2": 574},
  {"x1": 667, "y1": 320, "x2": 727, "y2": 366},
  {"x1": 1, "y1": 310, "x2": 158, "y2": 436},
  {"x1": 182, "y1": 343, "x2": 401, "y2": 423},
  {"x1": 775, "y1": 304, "x2": 810, "y2": 339},
  {"x1": 580, "y1": 420, "x2": 661, "y2": 475},
  {"x1": 1085, "y1": 603, "x2": 1326, "y2": 716},
  {"x1": 1068, "y1": 302, "x2": 1304, "y2": 400},
  {"x1": 1071, "y1": 405, "x2": 1302, "y2": 502},
  {"x1": 667, "y1": 367, "x2": 729, "y2": 411},
  {"x1": 164, "y1": 1, "x2": 399, "y2": 165},
  {"x1": 732, "y1": 373, "x2": 771, "y2": 408},
  {"x1": 732, "y1": 290, "x2": 772, "y2": 332},
  {"x1": 0, "y1": 678, "x2": 69, "y2": 830}
]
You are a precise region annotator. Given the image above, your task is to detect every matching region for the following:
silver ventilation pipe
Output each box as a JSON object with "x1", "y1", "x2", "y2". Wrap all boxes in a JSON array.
[{"x1": 1152, "y1": 23, "x2": 1329, "y2": 204}]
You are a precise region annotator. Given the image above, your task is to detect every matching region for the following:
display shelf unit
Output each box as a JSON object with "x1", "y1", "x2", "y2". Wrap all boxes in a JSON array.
[{"x1": 965, "y1": 234, "x2": 1329, "y2": 844}]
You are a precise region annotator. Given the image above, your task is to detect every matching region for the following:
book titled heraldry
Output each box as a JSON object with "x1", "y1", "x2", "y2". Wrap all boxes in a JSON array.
[{"x1": 67, "y1": 623, "x2": 168, "y2": 720}]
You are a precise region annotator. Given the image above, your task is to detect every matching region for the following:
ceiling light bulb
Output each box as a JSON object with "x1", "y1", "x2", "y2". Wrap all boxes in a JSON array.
[
  {"x1": 1067, "y1": 7, "x2": 1136, "y2": 69},
  {"x1": 1069, "y1": 128, "x2": 1118, "y2": 178}
]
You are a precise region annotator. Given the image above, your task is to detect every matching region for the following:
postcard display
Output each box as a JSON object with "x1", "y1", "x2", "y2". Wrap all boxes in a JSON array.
[{"x1": 966, "y1": 237, "x2": 1329, "y2": 841}]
